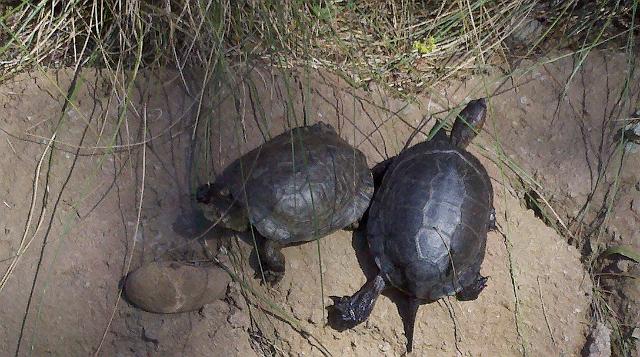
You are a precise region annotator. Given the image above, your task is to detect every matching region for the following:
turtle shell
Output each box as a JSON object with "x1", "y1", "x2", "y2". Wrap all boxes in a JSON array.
[
  {"x1": 218, "y1": 123, "x2": 374, "y2": 244},
  {"x1": 367, "y1": 138, "x2": 493, "y2": 302}
]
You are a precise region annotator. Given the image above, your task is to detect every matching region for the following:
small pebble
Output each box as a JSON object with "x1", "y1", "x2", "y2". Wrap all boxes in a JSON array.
[
  {"x1": 227, "y1": 309, "x2": 250, "y2": 329},
  {"x1": 378, "y1": 341, "x2": 391, "y2": 352},
  {"x1": 532, "y1": 72, "x2": 545, "y2": 81},
  {"x1": 616, "y1": 260, "x2": 633, "y2": 273},
  {"x1": 584, "y1": 322, "x2": 611, "y2": 357}
]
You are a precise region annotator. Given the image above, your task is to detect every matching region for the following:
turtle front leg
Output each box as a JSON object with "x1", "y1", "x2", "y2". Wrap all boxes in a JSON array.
[{"x1": 254, "y1": 234, "x2": 285, "y2": 285}]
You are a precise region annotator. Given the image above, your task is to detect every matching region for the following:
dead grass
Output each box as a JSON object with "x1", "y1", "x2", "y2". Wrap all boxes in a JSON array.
[{"x1": 1, "y1": 1, "x2": 638, "y2": 92}]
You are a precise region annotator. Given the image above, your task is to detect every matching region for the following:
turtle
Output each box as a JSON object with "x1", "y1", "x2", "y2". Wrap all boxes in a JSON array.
[
  {"x1": 196, "y1": 122, "x2": 374, "y2": 284},
  {"x1": 327, "y1": 98, "x2": 496, "y2": 352}
]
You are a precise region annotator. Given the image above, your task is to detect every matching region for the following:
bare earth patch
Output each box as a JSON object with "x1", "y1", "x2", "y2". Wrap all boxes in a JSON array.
[{"x1": 2, "y1": 48, "x2": 635, "y2": 356}]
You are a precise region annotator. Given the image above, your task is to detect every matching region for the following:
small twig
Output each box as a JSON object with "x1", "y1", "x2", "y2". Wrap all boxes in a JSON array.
[
  {"x1": 537, "y1": 276, "x2": 557, "y2": 346},
  {"x1": 0, "y1": 132, "x2": 55, "y2": 293},
  {"x1": 443, "y1": 298, "x2": 464, "y2": 356}
]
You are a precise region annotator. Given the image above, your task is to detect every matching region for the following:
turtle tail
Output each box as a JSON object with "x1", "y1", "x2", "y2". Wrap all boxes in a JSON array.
[
  {"x1": 402, "y1": 297, "x2": 421, "y2": 352},
  {"x1": 327, "y1": 274, "x2": 386, "y2": 330}
]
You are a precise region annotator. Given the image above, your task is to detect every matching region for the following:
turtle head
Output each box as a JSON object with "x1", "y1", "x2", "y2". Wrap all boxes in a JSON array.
[
  {"x1": 450, "y1": 98, "x2": 488, "y2": 149},
  {"x1": 196, "y1": 183, "x2": 248, "y2": 232}
]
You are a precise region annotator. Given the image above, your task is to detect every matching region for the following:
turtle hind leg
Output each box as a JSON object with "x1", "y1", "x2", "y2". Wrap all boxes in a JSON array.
[
  {"x1": 456, "y1": 274, "x2": 489, "y2": 301},
  {"x1": 327, "y1": 274, "x2": 386, "y2": 331},
  {"x1": 253, "y1": 234, "x2": 285, "y2": 285}
]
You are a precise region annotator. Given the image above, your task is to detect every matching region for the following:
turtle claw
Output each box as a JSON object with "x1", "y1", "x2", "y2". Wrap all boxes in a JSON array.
[
  {"x1": 456, "y1": 275, "x2": 488, "y2": 301},
  {"x1": 488, "y1": 207, "x2": 497, "y2": 231}
]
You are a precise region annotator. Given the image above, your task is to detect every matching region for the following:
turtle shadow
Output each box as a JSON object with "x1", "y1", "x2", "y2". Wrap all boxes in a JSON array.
[
  {"x1": 342, "y1": 226, "x2": 420, "y2": 344},
  {"x1": 172, "y1": 208, "x2": 210, "y2": 239}
]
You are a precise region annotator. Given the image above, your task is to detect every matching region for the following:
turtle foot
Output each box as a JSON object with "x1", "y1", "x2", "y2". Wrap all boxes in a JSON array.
[
  {"x1": 327, "y1": 295, "x2": 357, "y2": 330},
  {"x1": 254, "y1": 238, "x2": 285, "y2": 285},
  {"x1": 456, "y1": 275, "x2": 488, "y2": 301},
  {"x1": 327, "y1": 274, "x2": 386, "y2": 331}
]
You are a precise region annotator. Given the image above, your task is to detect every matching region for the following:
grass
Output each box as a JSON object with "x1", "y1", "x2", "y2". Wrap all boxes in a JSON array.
[{"x1": 0, "y1": 0, "x2": 639, "y2": 356}]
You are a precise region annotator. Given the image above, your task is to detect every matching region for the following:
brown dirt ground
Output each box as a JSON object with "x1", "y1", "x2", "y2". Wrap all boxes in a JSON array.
[{"x1": 0, "y1": 48, "x2": 636, "y2": 356}]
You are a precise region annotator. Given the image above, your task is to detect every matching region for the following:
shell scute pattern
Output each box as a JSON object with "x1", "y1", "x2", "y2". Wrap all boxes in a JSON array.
[
  {"x1": 222, "y1": 123, "x2": 373, "y2": 244},
  {"x1": 368, "y1": 141, "x2": 492, "y2": 301}
]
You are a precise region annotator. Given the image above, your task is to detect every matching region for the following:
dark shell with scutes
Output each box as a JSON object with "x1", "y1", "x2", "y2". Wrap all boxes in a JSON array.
[
  {"x1": 367, "y1": 135, "x2": 493, "y2": 301},
  {"x1": 217, "y1": 122, "x2": 374, "y2": 244}
]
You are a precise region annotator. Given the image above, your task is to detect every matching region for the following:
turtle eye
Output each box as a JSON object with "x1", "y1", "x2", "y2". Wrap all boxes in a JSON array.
[{"x1": 195, "y1": 184, "x2": 212, "y2": 203}]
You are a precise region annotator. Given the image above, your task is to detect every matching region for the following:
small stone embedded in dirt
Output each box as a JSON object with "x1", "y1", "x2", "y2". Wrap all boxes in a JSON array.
[
  {"x1": 615, "y1": 259, "x2": 634, "y2": 273},
  {"x1": 632, "y1": 327, "x2": 640, "y2": 340},
  {"x1": 623, "y1": 122, "x2": 640, "y2": 143},
  {"x1": 227, "y1": 308, "x2": 250, "y2": 329},
  {"x1": 505, "y1": 17, "x2": 544, "y2": 51},
  {"x1": 378, "y1": 341, "x2": 391, "y2": 352},
  {"x1": 583, "y1": 322, "x2": 611, "y2": 357},
  {"x1": 225, "y1": 281, "x2": 242, "y2": 307}
]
